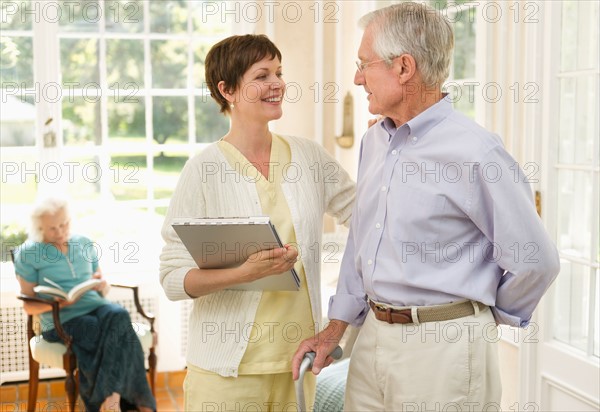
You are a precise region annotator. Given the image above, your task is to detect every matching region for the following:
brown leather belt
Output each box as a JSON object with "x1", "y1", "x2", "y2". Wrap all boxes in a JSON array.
[{"x1": 369, "y1": 300, "x2": 487, "y2": 324}]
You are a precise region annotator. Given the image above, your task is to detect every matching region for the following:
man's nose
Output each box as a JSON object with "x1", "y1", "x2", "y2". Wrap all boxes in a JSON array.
[{"x1": 354, "y1": 69, "x2": 364, "y2": 85}]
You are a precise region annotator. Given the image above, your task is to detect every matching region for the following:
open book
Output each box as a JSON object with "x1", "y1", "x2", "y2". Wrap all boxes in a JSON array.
[
  {"x1": 34, "y1": 278, "x2": 102, "y2": 302},
  {"x1": 172, "y1": 216, "x2": 301, "y2": 291}
]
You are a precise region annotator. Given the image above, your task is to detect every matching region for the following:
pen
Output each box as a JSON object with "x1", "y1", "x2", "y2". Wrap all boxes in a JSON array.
[{"x1": 43, "y1": 277, "x2": 64, "y2": 291}]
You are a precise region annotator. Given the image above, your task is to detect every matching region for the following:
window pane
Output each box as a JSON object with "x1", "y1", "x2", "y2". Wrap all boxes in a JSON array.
[
  {"x1": 105, "y1": 0, "x2": 144, "y2": 33},
  {"x1": 61, "y1": 38, "x2": 99, "y2": 86},
  {"x1": 110, "y1": 154, "x2": 147, "y2": 200},
  {"x1": 108, "y1": 98, "x2": 145, "y2": 147},
  {"x1": 0, "y1": 0, "x2": 33, "y2": 30},
  {"x1": 0, "y1": 36, "x2": 34, "y2": 87},
  {"x1": 107, "y1": 39, "x2": 144, "y2": 86},
  {"x1": 444, "y1": 82, "x2": 476, "y2": 119},
  {"x1": 155, "y1": 206, "x2": 169, "y2": 216},
  {"x1": 430, "y1": 1, "x2": 448, "y2": 10},
  {"x1": 150, "y1": 0, "x2": 187, "y2": 33},
  {"x1": 0, "y1": 152, "x2": 38, "y2": 203},
  {"x1": 191, "y1": 2, "x2": 232, "y2": 35},
  {"x1": 193, "y1": 42, "x2": 211, "y2": 88},
  {"x1": 561, "y1": 0, "x2": 600, "y2": 72},
  {"x1": 64, "y1": 156, "x2": 103, "y2": 200},
  {"x1": 581, "y1": 2, "x2": 600, "y2": 71},
  {"x1": 151, "y1": 40, "x2": 188, "y2": 89},
  {"x1": 558, "y1": 77, "x2": 576, "y2": 163},
  {"x1": 558, "y1": 75, "x2": 597, "y2": 165},
  {"x1": 0, "y1": 94, "x2": 35, "y2": 147},
  {"x1": 58, "y1": 0, "x2": 100, "y2": 32},
  {"x1": 573, "y1": 75, "x2": 598, "y2": 165},
  {"x1": 153, "y1": 96, "x2": 188, "y2": 144},
  {"x1": 153, "y1": 152, "x2": 187, "y2": 200},
  {"x1": 74, "y1": 205, "x2": 162, "y2": 276},
  {"x1": 560, "y1": 1, "x2": 577, "y2": 72},
  {"x1": 195, "y1": 96, "x2": 228, "y2": 143},
  {"x1": 595, "y1": 268, "x2": 599, "y2": 358},
  {"x1": 556, "y1": 170, "x2": 592, "y2": 259},
  {"x1": 63, "y1": 97, "x2": 101, "y2": 146},
  {"x1": 553, "y1": 260, "x2": 591, "y2": 353},
  {"x1": 453, "y1": 7, "x2": 476, "y2": 79}
]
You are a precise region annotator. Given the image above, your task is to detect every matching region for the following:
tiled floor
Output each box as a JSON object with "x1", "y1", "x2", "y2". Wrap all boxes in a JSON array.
[{"x1": 0, "y1": 371, "x2": 185, "y2": 411}]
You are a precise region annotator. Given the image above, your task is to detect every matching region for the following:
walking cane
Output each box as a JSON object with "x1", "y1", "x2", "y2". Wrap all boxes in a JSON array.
[{"x1": 295, "y1": 346, "x2": 343, "y2": 412}]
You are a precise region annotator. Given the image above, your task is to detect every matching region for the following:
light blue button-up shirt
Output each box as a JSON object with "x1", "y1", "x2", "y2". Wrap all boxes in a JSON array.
[{"x1": 329, "y1": 96, "x2": 560, "y2": 327}]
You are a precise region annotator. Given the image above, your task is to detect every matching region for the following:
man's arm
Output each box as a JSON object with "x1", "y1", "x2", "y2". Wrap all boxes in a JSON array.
[
  {"x1": 327, "y1": 223, "x2": 370, "y2": 326},
  {"x1": 470, "y1": 146, "x2": 560, "y2": 326},
  {"x1": 293, "y1": 223, "x2": 368, "y2": 378}
]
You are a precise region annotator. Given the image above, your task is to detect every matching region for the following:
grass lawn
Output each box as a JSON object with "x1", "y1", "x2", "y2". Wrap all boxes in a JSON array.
[{"x1": 1, "y1": 140, "x2": 193, "y2": 204}]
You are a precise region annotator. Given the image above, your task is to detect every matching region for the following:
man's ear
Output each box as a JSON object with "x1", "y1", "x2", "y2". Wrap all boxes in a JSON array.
[
  {"x1": 393, "y1": 54, "x2": 417, "y2": 84},
  {"x1": 217, "y1": 80, "x2": 235, "y2": 104}
]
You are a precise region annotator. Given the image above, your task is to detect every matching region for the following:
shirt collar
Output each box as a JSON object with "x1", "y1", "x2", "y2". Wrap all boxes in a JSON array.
[
  {"x1": 378, "y1": 93, "x2": 453, "y2": 140},
  {"x1": 380, "y1": 117, "x2": 399, "y2": 137}
]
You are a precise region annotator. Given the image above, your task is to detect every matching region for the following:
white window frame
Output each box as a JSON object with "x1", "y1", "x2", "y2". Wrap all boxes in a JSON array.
[{"x1": 1, "y1": 0, "x2": 235, "y2": 214}]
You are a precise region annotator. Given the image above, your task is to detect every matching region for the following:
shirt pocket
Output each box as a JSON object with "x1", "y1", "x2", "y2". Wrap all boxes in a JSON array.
[{"x1": 387, "y1": 185, "x2": 447, "y2": 244}]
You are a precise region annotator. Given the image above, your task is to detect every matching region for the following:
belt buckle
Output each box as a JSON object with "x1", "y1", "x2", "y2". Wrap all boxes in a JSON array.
[
  {"x1": 375, "y1": 303, "x2": 388, "y2": 312},
  {"x1": 373, "y1": 303, "x2": 396, "y2": 324}
]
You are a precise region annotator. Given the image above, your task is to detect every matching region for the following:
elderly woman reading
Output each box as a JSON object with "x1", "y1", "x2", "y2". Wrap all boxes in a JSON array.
[{"x1": 14, "y1": 197, "x2": 155, "y2": 412}]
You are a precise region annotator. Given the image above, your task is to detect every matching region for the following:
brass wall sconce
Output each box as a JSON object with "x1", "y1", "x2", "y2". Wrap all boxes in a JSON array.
[
  {"x1": 336, "y1": 92, "x2": 354, "y2": 148},
  {"x1": 43, "y1": 117, "x2": 56, "y2": 148}
]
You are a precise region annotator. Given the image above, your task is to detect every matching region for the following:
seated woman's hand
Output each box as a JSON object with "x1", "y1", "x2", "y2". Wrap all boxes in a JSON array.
[
  {"x1": 92, "y1": 270, "x2": 111, "y2": 296},
  {"x1": 239, "y1": 246, "x2": 298, "y2": 282}
]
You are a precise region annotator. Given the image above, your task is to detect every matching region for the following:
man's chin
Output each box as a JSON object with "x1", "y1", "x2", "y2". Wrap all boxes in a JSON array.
[{"x1": 367, "y1": 104, "x2": 379, "y2": 115}]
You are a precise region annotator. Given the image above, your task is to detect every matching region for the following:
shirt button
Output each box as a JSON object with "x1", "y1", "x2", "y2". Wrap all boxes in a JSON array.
[
  {"x1": 375, "y1": 223, "x2": 381, "y2": 229},
  {"x1": 381, "y1": 186, "x2": 387, "y2": 192},
  {"x1": 412, "y1": 136, "x2": 418, "y2": 142},
  {"x1": 391, "y1": 150, "x2": 398, "y2": 155},
  {"x1": 367, "y1": 259, "x2": 373, "y2": 265}
]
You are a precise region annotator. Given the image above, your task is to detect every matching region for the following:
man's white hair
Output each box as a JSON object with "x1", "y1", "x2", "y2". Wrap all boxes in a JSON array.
[
  {"x1": 29, "y1": 196, "x2": 70, "y2": 242},
  {"x1": 359, "y1": 2, "x2": 454, "y2": 87}
]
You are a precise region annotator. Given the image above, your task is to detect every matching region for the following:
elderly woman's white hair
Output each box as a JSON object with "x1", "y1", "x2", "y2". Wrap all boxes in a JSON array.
[
  {"x1": 359, "y1": 2, "x2": 454, "y2": 88},
  {"x1": 29, "y1": 196, "x2": 70, "y2": 242}
]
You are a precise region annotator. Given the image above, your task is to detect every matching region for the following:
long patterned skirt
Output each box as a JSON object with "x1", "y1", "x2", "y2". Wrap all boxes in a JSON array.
[{"x1": 43, "y1": 303, "x2": 156, "y2": 412}]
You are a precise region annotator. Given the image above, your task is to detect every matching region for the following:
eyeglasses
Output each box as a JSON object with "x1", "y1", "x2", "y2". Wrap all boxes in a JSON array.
[{"x1": 355, "y1": 58, "x2": 388, "y2": 73}]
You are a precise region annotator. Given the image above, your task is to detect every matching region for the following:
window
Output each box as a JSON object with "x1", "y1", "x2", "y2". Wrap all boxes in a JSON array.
[
  {"x1": 0, "y1": 0, "x2": 233, "y2": 269},
  {"x1": 551, "y1": 0, "x2": 599, "y2": 357},
  {"x1": 437, "y1": 0, "x2": 478, "y2": 119},
  {"x1": 377, "y1": 1, "x2": 479, "y2": 119},
  {"x1": 1, "y1": 0, "x2": 35, "y2": 204}
]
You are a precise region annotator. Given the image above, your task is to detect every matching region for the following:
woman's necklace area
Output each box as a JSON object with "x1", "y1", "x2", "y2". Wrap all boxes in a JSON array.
[{"x1": 55, "y1": 242, "x2": 76, "y2": 279}]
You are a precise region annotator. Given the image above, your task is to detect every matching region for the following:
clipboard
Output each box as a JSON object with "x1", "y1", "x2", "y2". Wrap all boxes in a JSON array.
[{"x1": 172, "y1": 216, "x2": 300, "y2": 291}]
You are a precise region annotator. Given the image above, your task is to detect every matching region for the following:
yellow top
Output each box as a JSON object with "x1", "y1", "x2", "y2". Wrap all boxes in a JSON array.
[{"x1": 217, "y1": 134, "x2": 315, "y2": 374}]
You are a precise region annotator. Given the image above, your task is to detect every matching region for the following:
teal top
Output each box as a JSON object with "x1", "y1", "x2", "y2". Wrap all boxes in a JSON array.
[{"x1": 14, "y1": 234, "x2": 108, "y2": 330}]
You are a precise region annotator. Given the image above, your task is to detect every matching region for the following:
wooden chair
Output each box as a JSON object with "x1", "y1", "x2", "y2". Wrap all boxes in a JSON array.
[{"x1": 11, "y1": 251, "x2": 157, "y2": 412}]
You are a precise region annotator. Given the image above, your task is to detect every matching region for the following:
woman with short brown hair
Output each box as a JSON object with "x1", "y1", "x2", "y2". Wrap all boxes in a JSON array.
[{"x1": 160, "y1": 34, "x2": 355, "y2": 409}]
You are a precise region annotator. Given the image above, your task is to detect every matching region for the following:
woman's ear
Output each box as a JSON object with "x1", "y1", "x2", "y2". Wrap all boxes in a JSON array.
[
  {"x1": 394, "y1": 54, "x2": 417, "y2": 84},
  {"x1": 217, "y1": 81, "x2": 235, "y2": 104}
]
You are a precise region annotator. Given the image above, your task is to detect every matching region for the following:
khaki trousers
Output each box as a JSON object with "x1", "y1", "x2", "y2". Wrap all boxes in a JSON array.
[{"x1": 344, "y1": 306, "x2": 501, "y2": 411}]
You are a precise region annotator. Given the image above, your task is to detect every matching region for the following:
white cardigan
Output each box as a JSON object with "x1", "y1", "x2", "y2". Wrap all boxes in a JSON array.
[{"x1": 159, "y1": 135, "x2": 355, "y2": 377}]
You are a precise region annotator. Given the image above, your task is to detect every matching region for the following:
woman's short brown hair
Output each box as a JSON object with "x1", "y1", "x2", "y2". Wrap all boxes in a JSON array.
[{"x1": 205, "y1": 34, "x2": 282, "y2": 114}]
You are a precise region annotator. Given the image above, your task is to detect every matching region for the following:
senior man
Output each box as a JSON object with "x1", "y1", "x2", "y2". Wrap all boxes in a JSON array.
[{"x1": 293, "y1": 2, "x2": 560, "y2": 410}]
